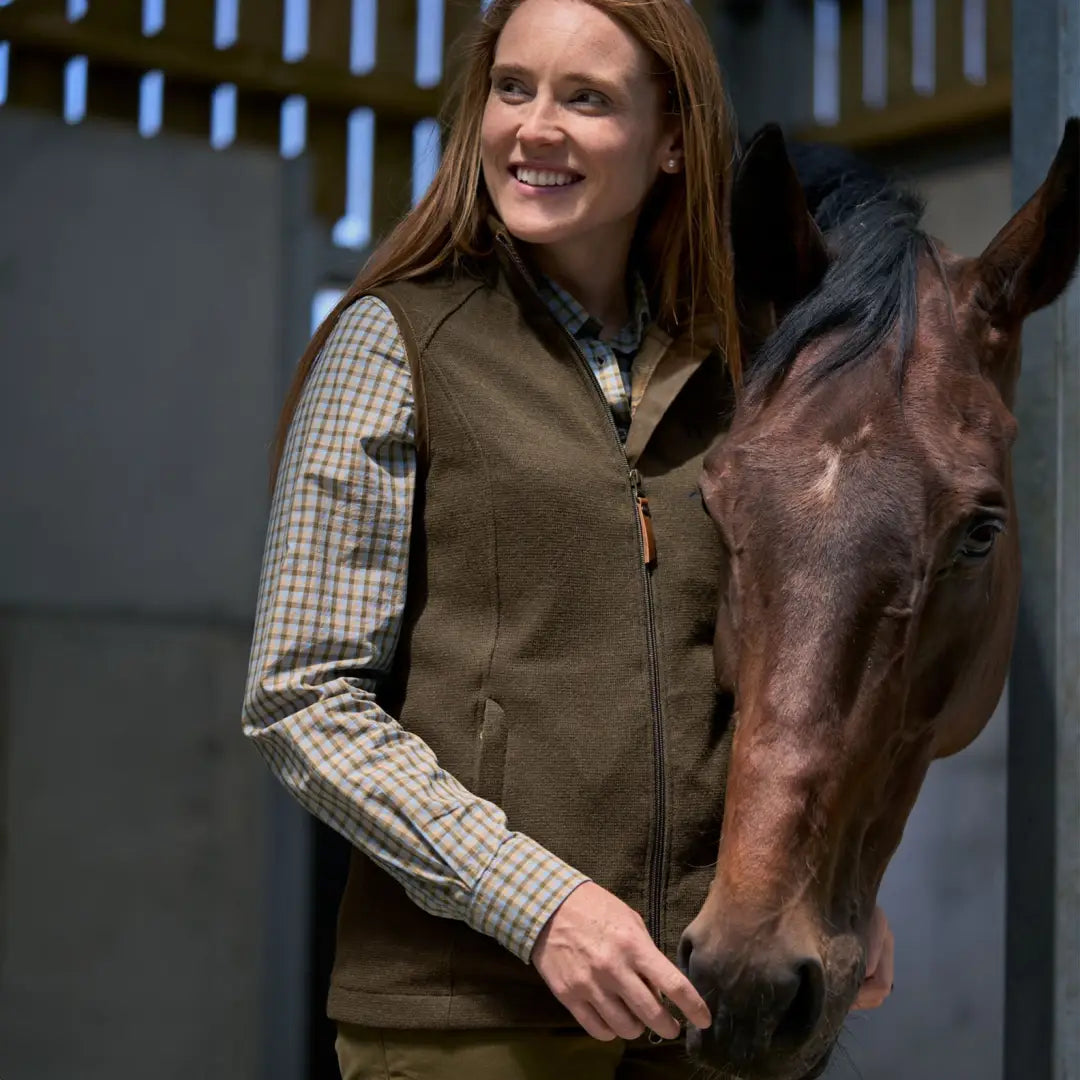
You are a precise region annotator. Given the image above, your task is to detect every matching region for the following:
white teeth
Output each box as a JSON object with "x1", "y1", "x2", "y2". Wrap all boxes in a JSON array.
[{"x1": 515, "y1": 167, "x2": 578, "y2": 187}]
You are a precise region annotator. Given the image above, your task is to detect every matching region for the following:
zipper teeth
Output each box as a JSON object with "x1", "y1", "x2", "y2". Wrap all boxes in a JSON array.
[
  {"x1": 639, "y1": 496, "x2": 665, "y2": 944},
  {"x1": 497, "y1": 235, "x2": 667, "y2": 944}
]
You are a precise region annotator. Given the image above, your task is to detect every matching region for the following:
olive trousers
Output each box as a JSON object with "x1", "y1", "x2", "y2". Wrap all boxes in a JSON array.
[{"x1": 335, "y1": 1024, "x2": 703, "y2": 1080}]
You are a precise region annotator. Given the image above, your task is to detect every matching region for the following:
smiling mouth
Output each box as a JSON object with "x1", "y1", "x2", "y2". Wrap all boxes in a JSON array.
[{"x1": 510, "y1": 165, "x2": 583, "y2": 189}]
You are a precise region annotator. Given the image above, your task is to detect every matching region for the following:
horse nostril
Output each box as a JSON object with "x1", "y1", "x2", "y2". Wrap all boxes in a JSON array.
[{"x1": 773, "y1": 958, "x2": 826, "y2": 1050}]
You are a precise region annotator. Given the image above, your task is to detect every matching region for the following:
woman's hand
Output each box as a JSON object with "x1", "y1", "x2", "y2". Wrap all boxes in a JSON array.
[
  {"x1": 531, "y1": 881, "x2": 712, "y2": 1041},
  {"x1": 851, "y1": 905, "x2": 894, "y2": 1010}
]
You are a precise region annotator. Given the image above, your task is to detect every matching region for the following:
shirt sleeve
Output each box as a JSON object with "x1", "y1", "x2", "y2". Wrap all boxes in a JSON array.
[{"x1": 241, "y1": 295, "x2": 588, "y2": 961}]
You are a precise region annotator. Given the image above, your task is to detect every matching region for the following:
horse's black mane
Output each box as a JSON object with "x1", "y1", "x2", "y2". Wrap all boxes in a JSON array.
[{"x1": 745, "y1": 141, "x2": 933, "y2": 398}]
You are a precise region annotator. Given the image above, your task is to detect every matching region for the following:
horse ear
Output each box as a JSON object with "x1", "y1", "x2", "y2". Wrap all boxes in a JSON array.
[
  {"x1": 732, "y1": 125, "x2": 829, "y2": 336},
  {"x1": 976, "y1": 117, "x2": 1079, "y2": 323}
]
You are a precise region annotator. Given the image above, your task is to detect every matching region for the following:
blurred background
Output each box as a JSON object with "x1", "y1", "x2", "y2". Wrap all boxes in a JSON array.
[{"x1": 0, "y1": 1, "x2": 1073, "y2": 1078}]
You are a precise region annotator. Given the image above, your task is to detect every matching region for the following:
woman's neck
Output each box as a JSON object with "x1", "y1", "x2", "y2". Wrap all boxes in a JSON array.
[{"x1": 527, "y1": 238, "x2": 634, "y2": 339}]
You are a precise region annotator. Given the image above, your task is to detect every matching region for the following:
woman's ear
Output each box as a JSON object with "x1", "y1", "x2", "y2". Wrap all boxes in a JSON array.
[{"x1": 659, "y1": 118, "x2": 684, "y2": 173}]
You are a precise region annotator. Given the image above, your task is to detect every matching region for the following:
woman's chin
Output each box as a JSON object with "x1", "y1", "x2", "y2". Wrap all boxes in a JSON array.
[{"x1": 496, "y1": 213, "x2": 582, "y2": 248}]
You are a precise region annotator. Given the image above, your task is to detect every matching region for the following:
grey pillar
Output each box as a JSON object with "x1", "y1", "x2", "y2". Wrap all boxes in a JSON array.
[
  {"x1": 708, "y1": 1, "x2": 815, "y2": 137},
  {"x1": 1006, "y1": 2, "x2": 1080, "y2": 1078},
  {"x1": 259, "y1": 155, "x2": 319, "y2": 1080}
]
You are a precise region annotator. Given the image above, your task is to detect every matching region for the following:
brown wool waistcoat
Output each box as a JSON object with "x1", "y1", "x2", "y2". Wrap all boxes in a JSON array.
[{"x1": 328, "y1": 239, "x2": 735, "y2": 1029}]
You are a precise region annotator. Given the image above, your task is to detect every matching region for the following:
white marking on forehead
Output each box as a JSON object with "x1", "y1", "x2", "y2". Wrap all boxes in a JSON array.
[{"x1": 808, "y1": 447, "x2": 842, "y2": 502}]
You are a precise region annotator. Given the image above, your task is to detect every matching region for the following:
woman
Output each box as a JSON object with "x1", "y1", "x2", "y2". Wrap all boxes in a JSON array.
[{"x1": 242, "y1": 1, "x2": 892, "y2": 1077}]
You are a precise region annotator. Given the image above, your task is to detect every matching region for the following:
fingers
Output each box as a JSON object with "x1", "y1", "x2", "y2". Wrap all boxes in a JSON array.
[
  {"x1": 593, "y1": 990, "x2": 647, "y2": 1041},
  {"x1": 617, "y1": 975, "x2": 683, "y2": 1040},
  {"x1": 851, "y1": 908, "x2": 895, "y2": 1011},
  {"x1": 638, "y1": 952, "x2": 712, "y2": 1030},
  {"x1": 568, "y1": 1000, "x2": 618, "y2": 1042},
  {"x1": 530, "y1": 882, "x2": 708, "y2": 1042},
  {"x1": 864, "y1": 906, "x2": 887, "y2": 977}
]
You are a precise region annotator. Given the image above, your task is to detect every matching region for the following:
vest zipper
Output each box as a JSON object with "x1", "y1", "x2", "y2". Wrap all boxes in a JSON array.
[
  {"x1": 631, "y1": 468, "x2": 666, "y2": 947},
  {"x1": 495, "y1": 234, "x2": 669, "y2": 946}
]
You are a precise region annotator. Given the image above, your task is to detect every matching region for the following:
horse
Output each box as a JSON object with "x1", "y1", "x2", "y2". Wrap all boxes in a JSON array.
[{"x1": 681, "y1": 118, "x2": 1079, "y2": 1079}]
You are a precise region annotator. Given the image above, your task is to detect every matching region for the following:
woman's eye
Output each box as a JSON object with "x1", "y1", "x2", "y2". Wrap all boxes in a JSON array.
[
  {"x1": 957, "y1": 516, "x2": 1005, "y2": 562},
  {"x1": 571, "y1": 90, "x2": 609, "y2": 108},
  {"x1": 496, "y1": 79, "x2": 529, "y2": 98}
]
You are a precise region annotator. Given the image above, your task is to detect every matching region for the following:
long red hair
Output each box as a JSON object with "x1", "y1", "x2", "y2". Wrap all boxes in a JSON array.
[{"x1": 271, "y1": 0, "x2": 740, "y2": 487}]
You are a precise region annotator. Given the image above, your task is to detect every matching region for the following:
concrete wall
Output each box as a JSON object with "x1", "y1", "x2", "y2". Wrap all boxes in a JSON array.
[
  {"x1": 0, "y1": 108, "x2": 288, "y2": 1080},
  {"x1": 712, "y1": 1, "x2": 816, "y2": 137}
]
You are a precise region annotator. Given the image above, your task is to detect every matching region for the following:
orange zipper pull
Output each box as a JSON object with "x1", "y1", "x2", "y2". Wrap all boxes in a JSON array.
[{"x1": 637, "y1": 495, "x2": 657, "y2": 567}]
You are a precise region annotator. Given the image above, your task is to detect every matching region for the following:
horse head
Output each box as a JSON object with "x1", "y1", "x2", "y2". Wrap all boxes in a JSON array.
[{"x1": 684, "y1": 119, "x2": 1079, "y2": 1079}]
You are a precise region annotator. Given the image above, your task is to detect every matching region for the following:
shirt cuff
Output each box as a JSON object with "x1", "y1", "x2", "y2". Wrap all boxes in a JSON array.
[{"x1": 465, "y1": 832, "x2": 591, "y2": 963}]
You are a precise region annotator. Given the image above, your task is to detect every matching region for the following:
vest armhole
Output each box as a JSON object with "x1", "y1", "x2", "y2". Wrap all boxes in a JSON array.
[{"x1": 368, "y1": 288, "x2": 430, "y2": 471}]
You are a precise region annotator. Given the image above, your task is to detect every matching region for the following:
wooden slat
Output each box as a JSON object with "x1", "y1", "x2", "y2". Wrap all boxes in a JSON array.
[
  {"x1": 886, "y1": 0, "x2": 915, "y2": 107},
  {"x1": 160, "y1": 80, "x2": 214, "y2": 140},
  {"x1": 798, "y1": 73, "x2": 1011, "y2": 147},
  {"x1": 233, "y1": 0, "x2": 285, "y2": 152},
  {"x1": 378, "y1": 0, "x2": 419, "y2": 81},
  {"x1": 75, "y1": 1, "x2": 142, "y2": 125},
  {"x1": 4, "y1": 48, "x2": 64, "y2": 113},
  {"x1": 935, "y1": 0, "x2": 966, "y2": 94},
  {"x1": 235, "y1": 93, "x2": 283, "y2": 147},
  {"x1": 309, "y1": 107, "x2": 350, "y2": 224},
  {"x1": 308, "y1": 0, "x2": 352, "y2": 69},
  {"x1": 370, "y1": 128, "x2": 413, "y2": 244},
  {"x1": 151, "y1": 0, "x2": 216, "y2": 47},
  {"x1": 838, "y1": 1, "x2": 864, "y2": 126},
  {"x1": 0, "y1": 8, "x2": 439, "y2": 122},
  {"x1": 84, "y1": 61, "x2": 141, "y2": 124},
  {"x1": 238, "y1": 0, "x2": 285, "y2": 57},
  {"x1": 3, "y1": 1, "x2": 69, "y2": 115},
  {"x1": 371, "y1": 116, "x2": 414, "y2": 239},
  {"x1": 986, "y1": 0, "x2": 1011, "y2": 80},
  {"x1": 17, "y1": 0, "x2": 65, "y2": 13},
  {"x1": 78, "y1": 0, "x2": 142, "y2": 36},
  {"x1": 443, "y1": 0, "x2": 480, "y2": 88}
]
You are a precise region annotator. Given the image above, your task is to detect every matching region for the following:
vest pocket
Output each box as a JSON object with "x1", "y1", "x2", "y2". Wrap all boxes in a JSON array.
[{"x1": 475, "y1": 698, "x2": 508, "y2": 805}]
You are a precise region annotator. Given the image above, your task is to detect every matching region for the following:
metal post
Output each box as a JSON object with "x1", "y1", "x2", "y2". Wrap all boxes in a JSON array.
[{"x1": 1006, "y1": 1, "x2": 1080, "y2": 1077}]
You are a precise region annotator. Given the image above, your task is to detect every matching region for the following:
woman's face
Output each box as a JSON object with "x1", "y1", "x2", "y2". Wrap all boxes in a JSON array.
[{"x1": 481, "y1": 0, "x2": 680, "y2": 265}]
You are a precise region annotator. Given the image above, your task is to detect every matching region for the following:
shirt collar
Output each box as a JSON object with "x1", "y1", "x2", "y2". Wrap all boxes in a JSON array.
[{"x1": 535, "y1": 272, "x2": 652, "y2": 357}]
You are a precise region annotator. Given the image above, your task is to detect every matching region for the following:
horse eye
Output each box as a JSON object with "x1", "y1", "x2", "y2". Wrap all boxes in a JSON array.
[{"x1": 957, "y1": 515, "x2": 1005, "y2": 561}]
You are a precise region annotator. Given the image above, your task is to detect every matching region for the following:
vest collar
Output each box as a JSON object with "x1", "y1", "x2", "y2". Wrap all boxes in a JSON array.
[{"x1": 486, "y1": 218, "x2": 724, "y2": 466}]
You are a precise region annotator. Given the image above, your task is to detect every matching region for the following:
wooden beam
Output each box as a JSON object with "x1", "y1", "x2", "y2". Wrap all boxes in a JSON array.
[
  {"x1": 308, "y1": 0, "x2": 352, "y2": 70},
  {"x1": 4, "y1": 48, "x2": 64, "y2": 114},
  {"x1": 987, "y1": 0, "x2": 1012, "y2": 79},
  {"x1": 237, "y1": 0, "x2": 285, "y2": 56},
  {"x1": 371, "y1": 116, "x2": 415, "y2": 241},
  {"x1": 377, "y1": 0, "x2": 419, "y2": 82},
  {"x1": 934, "y1": 0, "x2": 966, "y2": 95},
  {"x1": 444, "y1": 0, "x2": 481, "y2": 89},
  {"x1": 309, "y1": 108, "x2": 350, "y2": 224},
  {"x1": 885, "y1": 0, "x2": 914, "y2": 108},
  {"x1": 797, "y1": 75, "x2": 1011, "y2": 148},
  {"x1": 838, "y1": 1, "x2": 864, "y2": 123},
  {"x1": 0, "y1": 7, "x2": 440, "y2": 123}
]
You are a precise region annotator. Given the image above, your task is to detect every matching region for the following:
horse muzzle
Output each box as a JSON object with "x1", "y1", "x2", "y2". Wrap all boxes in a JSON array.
[{"x1": 679, "y1": 928, "x2": 839, "y2": 1080}]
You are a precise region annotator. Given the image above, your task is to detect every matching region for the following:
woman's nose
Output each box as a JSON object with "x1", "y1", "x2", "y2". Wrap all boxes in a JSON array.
[{"x1": 517, "y1": 98, "x2": 562, "y2": 146}]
